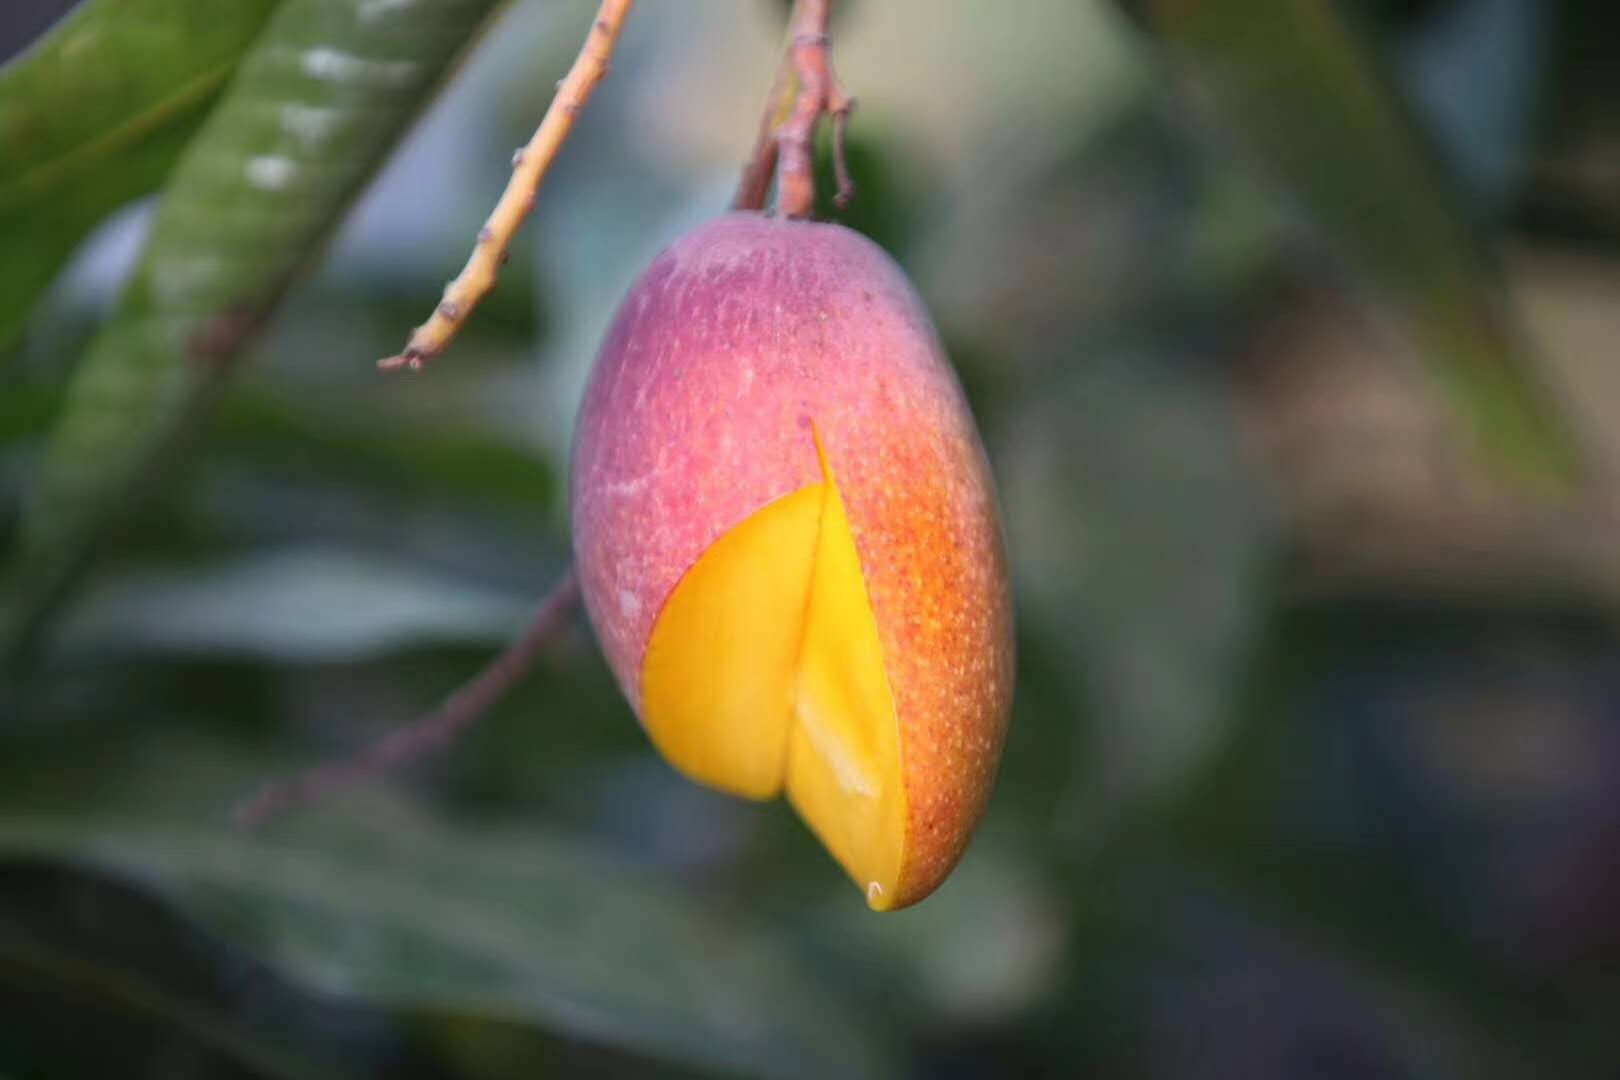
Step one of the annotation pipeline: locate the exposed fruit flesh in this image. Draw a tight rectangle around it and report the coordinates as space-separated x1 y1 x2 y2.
639 430 906 909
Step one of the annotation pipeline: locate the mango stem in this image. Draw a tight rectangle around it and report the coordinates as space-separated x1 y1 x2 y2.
732 0 855 217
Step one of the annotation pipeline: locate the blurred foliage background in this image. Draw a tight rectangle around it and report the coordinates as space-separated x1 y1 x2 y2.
3 0 1620 1076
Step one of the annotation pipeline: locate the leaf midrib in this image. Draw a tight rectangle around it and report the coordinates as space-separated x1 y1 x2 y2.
0 59 237 211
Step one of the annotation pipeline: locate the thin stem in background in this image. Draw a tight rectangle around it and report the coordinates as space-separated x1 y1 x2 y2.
234 572 581 828
380 0 636 371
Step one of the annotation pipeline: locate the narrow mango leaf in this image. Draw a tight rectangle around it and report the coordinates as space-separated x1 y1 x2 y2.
0 0 282 351
57 546 531 661
0 861 359 1079
2 383 557 519
2 0 506 654
1128 0 1582 491
0 814 894 1080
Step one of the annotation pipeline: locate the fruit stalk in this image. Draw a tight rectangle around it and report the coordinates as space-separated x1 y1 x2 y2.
733 0 854 216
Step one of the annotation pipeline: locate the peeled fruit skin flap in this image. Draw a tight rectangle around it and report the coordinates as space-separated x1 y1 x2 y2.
570 212 1014 910
640 430 908 906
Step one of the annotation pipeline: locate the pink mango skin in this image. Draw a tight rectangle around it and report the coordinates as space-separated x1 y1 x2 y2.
570 211 1014 906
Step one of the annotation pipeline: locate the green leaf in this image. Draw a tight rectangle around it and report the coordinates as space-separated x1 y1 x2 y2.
0 860 369 1079
0 0 282 352
1126 604 1620 1077
214 388 558 521
55 547 532 661
0 813 895 1080
1000 345 1274 814
2 382 557 520
1129 0 1582 491
3 0 507 655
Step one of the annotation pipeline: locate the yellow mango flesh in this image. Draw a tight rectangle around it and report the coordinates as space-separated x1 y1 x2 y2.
639 434 906 909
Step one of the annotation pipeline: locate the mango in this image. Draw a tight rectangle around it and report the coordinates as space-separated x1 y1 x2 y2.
570 212 1013 910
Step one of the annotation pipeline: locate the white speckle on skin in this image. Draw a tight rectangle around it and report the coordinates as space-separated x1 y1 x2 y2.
618 589 641 619
597 469 661 499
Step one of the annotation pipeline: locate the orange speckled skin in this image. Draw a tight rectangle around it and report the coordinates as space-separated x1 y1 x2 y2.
570 212 1014 906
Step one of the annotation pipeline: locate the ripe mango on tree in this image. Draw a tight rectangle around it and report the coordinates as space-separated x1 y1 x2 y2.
572 212 1015 910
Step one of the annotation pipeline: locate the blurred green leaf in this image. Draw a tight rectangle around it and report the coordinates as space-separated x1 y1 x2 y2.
0 861 383 1079
1133 602 1620 1078
55 547 530 662
0 812 895 1080
215 389 557 522
3 382 556 521
1523 0 1620 247
0 0 282 352
2 0 507 657
1000 344 1274 819
1129 0 1582 491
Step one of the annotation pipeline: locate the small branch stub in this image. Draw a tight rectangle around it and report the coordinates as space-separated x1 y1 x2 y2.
379 0 636 372
828 88 856 209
